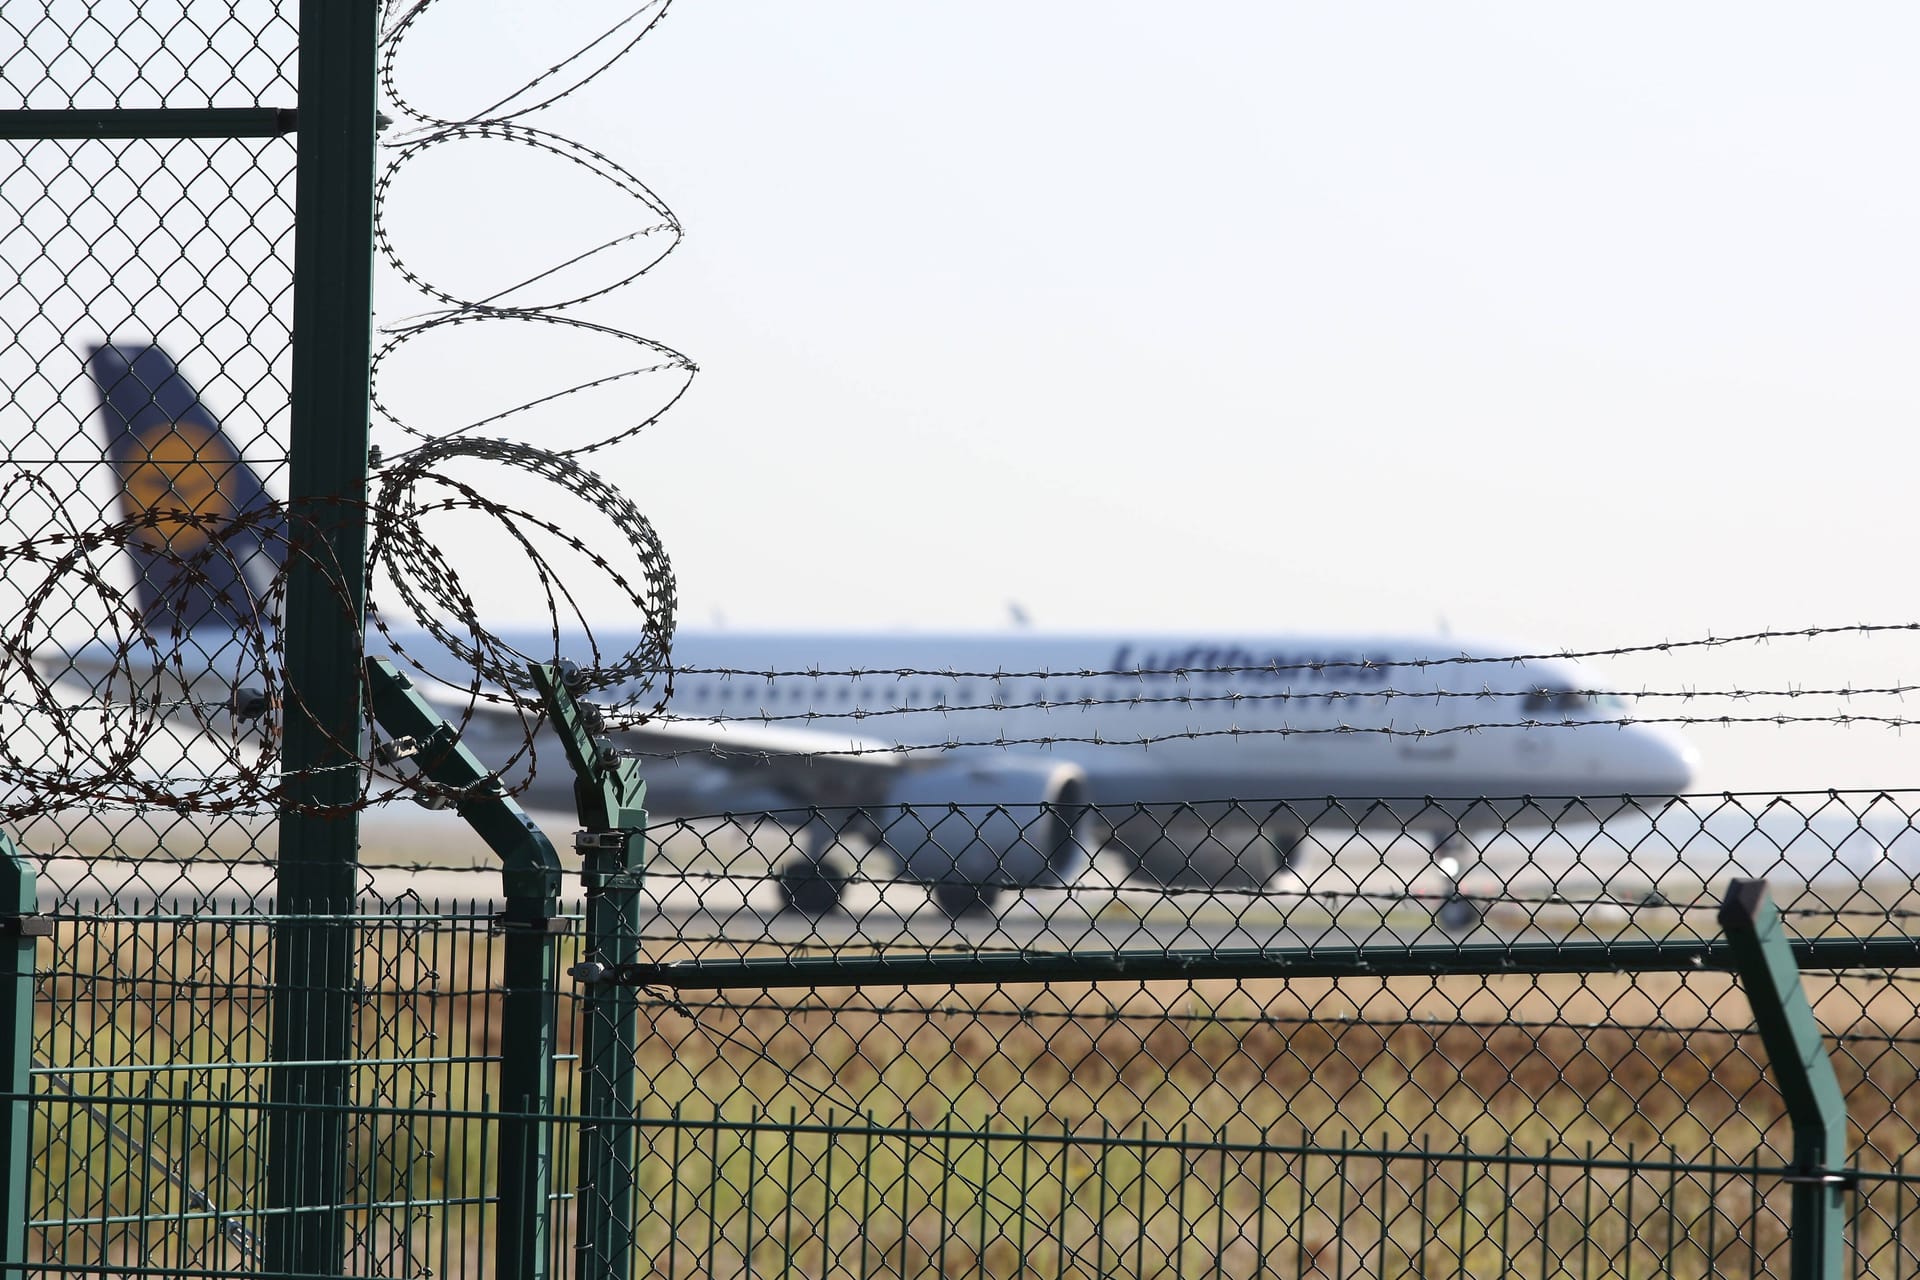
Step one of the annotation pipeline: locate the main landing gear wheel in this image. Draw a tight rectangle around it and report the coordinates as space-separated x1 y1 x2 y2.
1436 893 1480 932
774 856 849 916
1264 823 1305 876
931 880 1003 919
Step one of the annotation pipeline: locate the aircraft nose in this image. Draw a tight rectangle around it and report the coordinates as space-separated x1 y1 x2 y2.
1637 724 1699 795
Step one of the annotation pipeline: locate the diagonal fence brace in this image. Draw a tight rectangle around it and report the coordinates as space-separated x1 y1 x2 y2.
365 659 564 923
365 658 564 1280
1719 877 1849 1280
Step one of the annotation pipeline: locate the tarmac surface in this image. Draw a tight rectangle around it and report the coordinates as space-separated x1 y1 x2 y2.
26 797 1911 950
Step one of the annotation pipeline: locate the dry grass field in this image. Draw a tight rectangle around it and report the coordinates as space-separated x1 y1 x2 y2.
25 904 1920 1280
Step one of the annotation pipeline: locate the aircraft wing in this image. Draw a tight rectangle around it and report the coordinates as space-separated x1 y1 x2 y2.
419 686 911 813
31 640 272 718
31 648 912 810
605 715 909 808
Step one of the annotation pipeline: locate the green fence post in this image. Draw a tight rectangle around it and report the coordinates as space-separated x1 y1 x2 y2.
1718 878 1848 1280
1 833 48 1280
497 904 562 1280
528 663 647 1280
266 0 379 1275
365 660 565 1280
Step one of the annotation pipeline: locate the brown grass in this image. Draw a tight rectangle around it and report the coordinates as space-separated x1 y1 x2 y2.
25 909 1920 1280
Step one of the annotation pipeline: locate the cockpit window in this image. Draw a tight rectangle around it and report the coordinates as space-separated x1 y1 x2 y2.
1523 687 1592 716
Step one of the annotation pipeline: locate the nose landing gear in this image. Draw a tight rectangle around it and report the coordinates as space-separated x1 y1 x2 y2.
774 855 850 916
772 814 852 916
1426 830 1481 933
931 879 1004 919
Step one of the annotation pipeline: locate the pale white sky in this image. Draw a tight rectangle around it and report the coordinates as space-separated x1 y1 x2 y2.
375 3 1918 631
4 4 1917 795
363 3 1920 791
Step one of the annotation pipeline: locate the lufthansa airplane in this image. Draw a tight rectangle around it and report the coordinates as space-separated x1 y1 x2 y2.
42 344 1698 923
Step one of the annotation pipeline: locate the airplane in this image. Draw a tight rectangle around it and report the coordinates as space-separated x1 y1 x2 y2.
38 343 1700 926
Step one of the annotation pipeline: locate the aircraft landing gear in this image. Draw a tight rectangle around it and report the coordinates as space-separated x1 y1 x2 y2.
1115 810 1305 890
1427 830 1481 933
774 855 850 916
1436 891 1479 933
931 878 1003 919
772 814 851 916
1263 822 1305 876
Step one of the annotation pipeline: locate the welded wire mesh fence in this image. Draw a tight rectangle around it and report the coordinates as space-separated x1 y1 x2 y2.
19 792 1920 1279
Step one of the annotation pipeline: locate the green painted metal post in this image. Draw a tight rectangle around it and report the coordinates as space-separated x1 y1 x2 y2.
528 663 648 1280
365 661 565 1280
265 1 380 1275
1 833 47 1280
1718 878 1848 1280
496 920 561 1280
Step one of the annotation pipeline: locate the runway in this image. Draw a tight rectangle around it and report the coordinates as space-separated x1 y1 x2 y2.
24 795 1915 950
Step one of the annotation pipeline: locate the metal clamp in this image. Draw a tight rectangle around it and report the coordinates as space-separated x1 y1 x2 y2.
574 830 644 888
566 962 667 986
581 871 644 892
373 735 421 765
0 916 52 938
491 914 575 936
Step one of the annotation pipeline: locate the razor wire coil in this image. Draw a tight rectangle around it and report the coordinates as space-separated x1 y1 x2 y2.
1 0 687 818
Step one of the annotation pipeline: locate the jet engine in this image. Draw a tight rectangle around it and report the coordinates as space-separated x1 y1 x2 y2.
877 758 1092 916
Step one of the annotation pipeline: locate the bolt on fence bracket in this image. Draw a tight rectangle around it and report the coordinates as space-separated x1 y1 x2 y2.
365 658 563 921
528 661 647 847
1718 877 1849 1280
528 661 646 1280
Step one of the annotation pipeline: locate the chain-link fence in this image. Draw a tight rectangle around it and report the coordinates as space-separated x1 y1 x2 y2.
588 790 1920 1280
1 3 302 1276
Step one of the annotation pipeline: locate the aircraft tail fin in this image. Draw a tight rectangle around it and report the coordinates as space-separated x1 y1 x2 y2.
88 343 285 633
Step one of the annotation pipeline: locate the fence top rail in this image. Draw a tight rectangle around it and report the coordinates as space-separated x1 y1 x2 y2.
602 933 1920 990
0 107 296 138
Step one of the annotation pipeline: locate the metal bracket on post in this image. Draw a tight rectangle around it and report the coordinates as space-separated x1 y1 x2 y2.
364 659 564 923
1 831 41 1280
364 658 563 1280
1718 877 1849 1280
528 661 648 839
527 662 646 1280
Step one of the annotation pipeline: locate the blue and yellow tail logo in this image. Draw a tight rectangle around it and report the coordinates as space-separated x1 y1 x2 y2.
89 344 284 632
119 418 242 543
